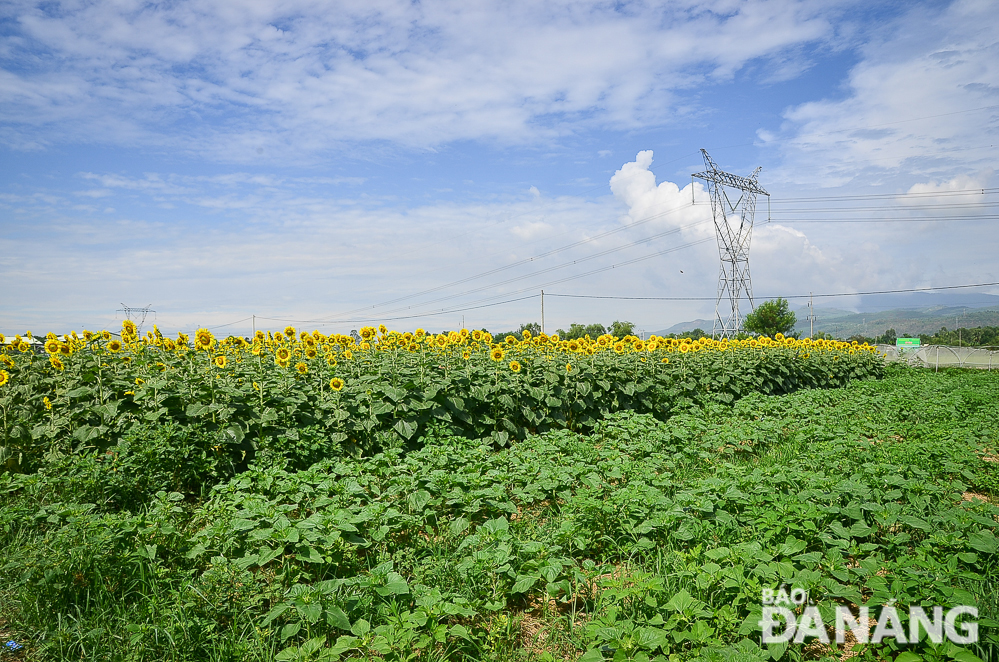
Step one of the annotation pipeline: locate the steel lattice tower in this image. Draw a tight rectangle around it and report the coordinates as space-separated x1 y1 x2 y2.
692 149 769 338
117 303 155 336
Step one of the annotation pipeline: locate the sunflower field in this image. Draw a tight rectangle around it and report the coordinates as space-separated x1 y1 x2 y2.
0 322 883 473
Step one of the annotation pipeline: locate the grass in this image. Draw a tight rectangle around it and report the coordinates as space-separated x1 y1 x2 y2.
0 365 997 661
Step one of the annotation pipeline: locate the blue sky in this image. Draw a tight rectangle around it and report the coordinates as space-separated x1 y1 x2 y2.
1 0 997 336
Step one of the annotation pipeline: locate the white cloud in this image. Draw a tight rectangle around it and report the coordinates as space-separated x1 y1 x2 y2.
767 0 999 187
1 0 845 158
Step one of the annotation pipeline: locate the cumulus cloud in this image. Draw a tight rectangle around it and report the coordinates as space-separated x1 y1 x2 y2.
609 150 712 235
0 0 844 158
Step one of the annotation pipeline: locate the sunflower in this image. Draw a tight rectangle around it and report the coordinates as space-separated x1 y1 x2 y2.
214 355 227 369
44 339 60 354
195 328 215 351
679 344 689 353
509 360 521 373
565 363 573 373
49 356 64 371
471 329 483 342
305 347 318 359
59 343 71 356
0 355 13 369
276 358 290 368
284 326 296 338
135 377 144 386
360 342 371 350
343 350 353 360
408 343 419 352
360 327 375 341
295 362 308 374
462 350 471 360
661 357 670 364
490 347 505 362
633 340 646 352
43 396 52 410
377 324 387 335
613 342 625 354
275 347 292 363
567 340 580 352
17 342 29 353
0 370 9 387
107 339 123 353
329 377 345 391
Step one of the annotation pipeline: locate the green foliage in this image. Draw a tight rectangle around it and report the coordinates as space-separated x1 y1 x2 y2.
744 298 797 338
555 323 608 340
610 320 636 338
0 338 882 474
921 326 999 347
1 368 998 661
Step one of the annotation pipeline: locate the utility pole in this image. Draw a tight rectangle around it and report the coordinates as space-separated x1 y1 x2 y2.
252 315 256 337
541 290 545 335
692 150 769 338
806 292 816 339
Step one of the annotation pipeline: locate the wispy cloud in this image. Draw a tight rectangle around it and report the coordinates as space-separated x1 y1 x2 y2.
1 0 844 159
762 0 999 187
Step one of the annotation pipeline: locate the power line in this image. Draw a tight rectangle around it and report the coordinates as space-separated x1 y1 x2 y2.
770 187 999 203
546 280 999 302
313 201 707 322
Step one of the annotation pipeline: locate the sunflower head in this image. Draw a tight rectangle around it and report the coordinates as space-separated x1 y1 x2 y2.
305 348 318 359
295 362 308 374
521 329 532 341
505 335 517 345
44 339 60 354
490 347 505 362
378 324 388 335
509 360 521 373
565 363 573 373
122 320 137 338
195 328 215 351
0 370 9 387
471 329 483 342
462 350 471 360
43 396 52 410
360 327 375 341
284 326 296 339
59 343 71 356
214 355 227 369
49 356 64 371
275 347 292 362
107 339 123 353
329 377 345 391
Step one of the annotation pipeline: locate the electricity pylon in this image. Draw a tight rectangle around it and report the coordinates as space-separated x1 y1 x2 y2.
117 303 155 336
692 149 769 338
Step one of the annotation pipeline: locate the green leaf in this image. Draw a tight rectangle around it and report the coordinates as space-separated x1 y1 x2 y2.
969 530 998 554
893 653 922 662
325 606 351 631
350 619 370 636
280 622 301 642
578 649 604 662
512 575 538 593
393 418 417 439
407 490 432 512
296 602 322 624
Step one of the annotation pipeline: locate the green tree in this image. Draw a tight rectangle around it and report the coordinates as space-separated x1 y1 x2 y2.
556 323 607 340
610 320 635 338
742 299 797 338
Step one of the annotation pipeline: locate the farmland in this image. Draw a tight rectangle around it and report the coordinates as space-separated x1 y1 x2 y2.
1 326 997 661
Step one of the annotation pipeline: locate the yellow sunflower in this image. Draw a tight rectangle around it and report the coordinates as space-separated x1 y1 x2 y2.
565 363 573 373
490 347 505 361
329 377 345 391
462 351 471 360
378 324 388 335
0 370 9 386
275 347 292 363
509 360 521 372
284 326 296 338
43 396 52 410
44 339 60 354
305 347 318 359
472 329 483 342
59 343 71 356
49 356 64 371
107 339 123 353
195 328 215 351
295 362 308 374
214 355 227 369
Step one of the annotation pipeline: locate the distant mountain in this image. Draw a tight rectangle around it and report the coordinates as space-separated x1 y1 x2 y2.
793 305 999 339
649 305 999 339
